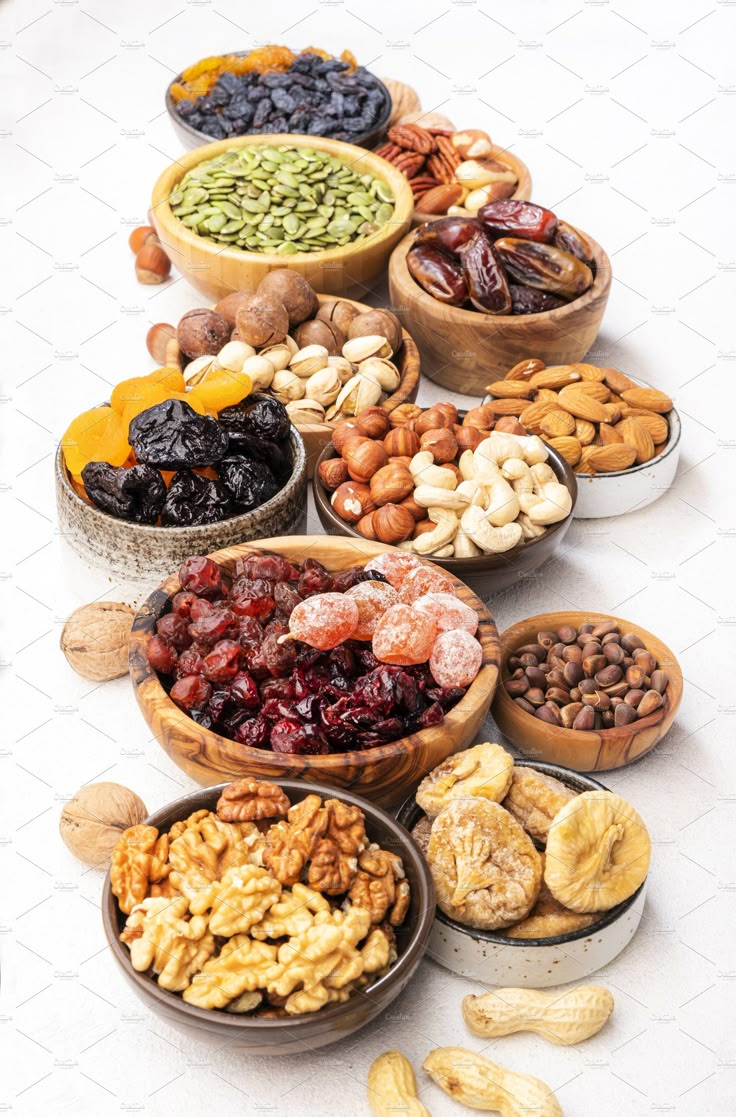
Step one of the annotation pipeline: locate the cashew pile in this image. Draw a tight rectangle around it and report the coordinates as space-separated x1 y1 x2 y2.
403 430 573 559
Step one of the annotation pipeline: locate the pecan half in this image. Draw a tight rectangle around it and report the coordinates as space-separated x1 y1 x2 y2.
388 123 437 155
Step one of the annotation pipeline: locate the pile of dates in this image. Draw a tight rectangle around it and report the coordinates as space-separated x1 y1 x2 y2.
407 200 597 316
78 394 293 527
149 551 469 754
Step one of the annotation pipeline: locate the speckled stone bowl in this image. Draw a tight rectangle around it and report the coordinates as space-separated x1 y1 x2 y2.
55 428 307 581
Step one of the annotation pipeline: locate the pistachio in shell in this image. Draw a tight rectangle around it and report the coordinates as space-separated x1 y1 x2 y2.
348 308 403 354
61 602 135 681
256 271 317 327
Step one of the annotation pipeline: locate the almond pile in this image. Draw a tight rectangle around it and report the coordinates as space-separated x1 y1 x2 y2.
484 361 672 474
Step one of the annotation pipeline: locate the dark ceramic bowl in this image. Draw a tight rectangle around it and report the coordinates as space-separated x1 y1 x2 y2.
102 779 435 1053
55 427 307 582
312 437 577 597
166 55 392 151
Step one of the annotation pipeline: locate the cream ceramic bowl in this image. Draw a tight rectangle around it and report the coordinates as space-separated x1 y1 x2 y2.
397 761 647 988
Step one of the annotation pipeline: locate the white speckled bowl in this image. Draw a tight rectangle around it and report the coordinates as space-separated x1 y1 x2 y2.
397 761 647 988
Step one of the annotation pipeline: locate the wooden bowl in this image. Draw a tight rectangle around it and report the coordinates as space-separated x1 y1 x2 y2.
388 227 612 394
312 438 578 597
151 135 414 302
102 779 434 1051
129 536 501 807
492 611 683 771
410 143 532 226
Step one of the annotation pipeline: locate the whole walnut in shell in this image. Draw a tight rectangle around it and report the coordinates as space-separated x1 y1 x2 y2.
256 271 317 327
60 782 148 866
235 293 289 347
61 601 135 681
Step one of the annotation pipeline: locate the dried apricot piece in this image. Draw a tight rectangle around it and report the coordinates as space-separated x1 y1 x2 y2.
62 406 130 475
188 369 252 412
148 366 185 394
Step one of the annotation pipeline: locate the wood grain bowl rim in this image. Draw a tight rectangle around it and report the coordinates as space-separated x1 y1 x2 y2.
389 224 611 327
493 610 683 743
54 427 307 538
129 536 501 775
311 436 578 574
101 778 435 1029
396 759 647 947
410 142 533 222
151 133 415 269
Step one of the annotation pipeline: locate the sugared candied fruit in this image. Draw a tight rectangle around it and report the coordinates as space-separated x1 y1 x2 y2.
364 552 422 589
372 604 436 666
179 556 225 597
170 675 212 710
288 593 359 651
398 566 456 605
430 629 483 688
412 592 478 635
346 580 400 640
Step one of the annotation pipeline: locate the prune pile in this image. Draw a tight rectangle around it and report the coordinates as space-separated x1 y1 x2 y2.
149 553 466 754
80 394 292 527
174 53 388 142
407 200 598 316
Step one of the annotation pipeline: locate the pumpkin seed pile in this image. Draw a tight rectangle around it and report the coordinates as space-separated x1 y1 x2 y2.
169 144 395 255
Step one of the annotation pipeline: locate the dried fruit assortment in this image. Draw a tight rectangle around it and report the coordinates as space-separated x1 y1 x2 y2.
169 144 394 255
410 743 650 935
375 124 518 214
318 400 572 555
503 619 670 731
112 778 409 1016
485 359 673 473
170 48 389 143
149 550 483 753
152 273 406 430
407 200 596 315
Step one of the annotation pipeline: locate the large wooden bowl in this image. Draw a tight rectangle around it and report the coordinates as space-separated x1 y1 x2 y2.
410 143 532 227
388 227 612 394
130 536 501 807
492 611 683 771
151 135 414 301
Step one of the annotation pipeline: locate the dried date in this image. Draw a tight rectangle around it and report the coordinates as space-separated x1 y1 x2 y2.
414 215 479 255
494 238 594 300
406 243 468 305
478 200 558 243
458 228 512 315
509 285 566 315
553 219 595 267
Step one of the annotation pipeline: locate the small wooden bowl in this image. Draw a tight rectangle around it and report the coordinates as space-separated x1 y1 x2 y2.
388 227 612 394
151 135 414 302
492 611 683 771
130 536 501 808
410 144 532 227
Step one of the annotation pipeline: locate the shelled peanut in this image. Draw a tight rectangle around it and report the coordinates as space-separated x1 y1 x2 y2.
485 360 672 474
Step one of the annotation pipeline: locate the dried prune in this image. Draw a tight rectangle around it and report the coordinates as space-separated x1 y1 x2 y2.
217 393 290 444
407 243 468 305
221 432 292 477
82 462 166 523
458 228 512 315
478 200 558 244
161 470 232 526
509 285 567 315
219 456 280 511
494 238 593 300
129 399 229 470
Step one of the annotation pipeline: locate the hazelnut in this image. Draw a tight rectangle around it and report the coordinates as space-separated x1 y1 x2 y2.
415 406 455 434
347 308 403 354
257 270 317 326
294 317 344 355
413 519 437 539
389 455 413 470
420 427 458 464
146 322 177 365
177 309 231 360
442 463 463 484
455 426 486 452
356 406 391 439
214 290 253 328
433 401 459 425
235 293 289 347
495 416 525 435
400 494 426 522
356 511 378 540
383 427 420 458
332 420 361 454
135 241 171 284
128 225 157 254
369 464 415 507
373 503 415 545
318 457 350 491
463 403 496 430
343 439 388 483
331 481 375 524
316 299 359 336
389 402 423 427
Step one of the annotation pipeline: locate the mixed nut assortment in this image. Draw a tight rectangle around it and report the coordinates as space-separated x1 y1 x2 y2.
169 143 394 255
318 400 571 554
407 200 596 315
411 742 651 933
503 620 670 730
149 550 482 752
112 778 408 1015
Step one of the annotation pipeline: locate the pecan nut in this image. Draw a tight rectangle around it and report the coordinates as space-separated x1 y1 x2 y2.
216 777 291 822
392 151 426 178
388 123 437 155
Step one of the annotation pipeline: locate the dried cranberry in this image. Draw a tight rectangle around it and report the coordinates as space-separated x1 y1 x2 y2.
271 718 329 755
250 629 296 678
171 591 198 619
273 581 302 615
261 697 299 721
234 716 269 748
220 708 253 737
298 559 334 597
190 598 214 622
234 553 299 582
295 694 323 721
238 615 264 646
231 578 275 621
329 646 358 679
148 634 178 675
175 647 206 678
179 556 225 597
373 717 405 739
259 676 296 701
202 639 242 683
170 675 212 710
230 671 260 708
156 613 192 651
419 701 444 727
189 607 239 644
190 709 213 729
208 689 232 722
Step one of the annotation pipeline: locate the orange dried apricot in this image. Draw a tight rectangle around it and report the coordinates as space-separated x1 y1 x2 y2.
187 369 252 412
61 407 130 475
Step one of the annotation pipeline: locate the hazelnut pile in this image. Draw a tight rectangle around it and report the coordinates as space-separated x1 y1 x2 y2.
146 272 405 429
129 225 171 285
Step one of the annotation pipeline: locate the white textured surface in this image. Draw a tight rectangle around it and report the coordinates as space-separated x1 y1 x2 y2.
6 0 735 1113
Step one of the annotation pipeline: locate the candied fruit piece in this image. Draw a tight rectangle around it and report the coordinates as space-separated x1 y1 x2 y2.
188 368 252 412
61 406 130 475
430 629 482 688
412 592 478 635
179 556 225 597
372 604 436 666
346 580 400 640
288 593 358 651
364 552 422 589
398 566 456 605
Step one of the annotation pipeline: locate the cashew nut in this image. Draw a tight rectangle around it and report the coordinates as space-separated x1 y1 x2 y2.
409 452 457 490
414 485 470 510
501 457 531 485
527 482 573 525
530 462 557 490
454 528 482 558
485 478 520 527
432 543 455 558
518 513 546 540
517 491 544 515
521 434 549 464
458 449 477 481
461 505 523 553
413 509 458 555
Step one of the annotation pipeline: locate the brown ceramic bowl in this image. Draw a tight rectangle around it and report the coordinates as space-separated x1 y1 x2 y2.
312 437 577 597
101 779 435 1052
129 536 501 807
492 611 683 771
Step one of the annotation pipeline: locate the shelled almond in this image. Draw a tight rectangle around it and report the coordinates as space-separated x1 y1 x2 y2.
485 362 673 474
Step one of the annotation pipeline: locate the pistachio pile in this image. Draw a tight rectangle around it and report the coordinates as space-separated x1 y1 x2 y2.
169 143 395 255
